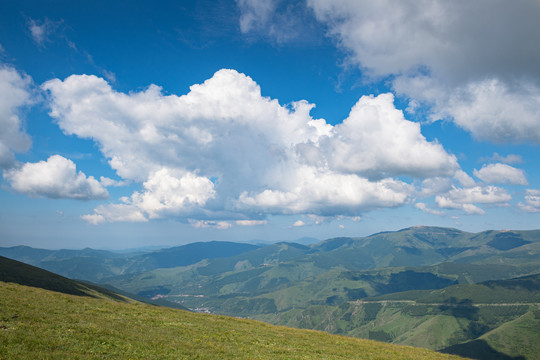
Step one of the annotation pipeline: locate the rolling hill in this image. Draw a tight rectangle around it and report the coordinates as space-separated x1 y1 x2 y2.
273 273 540 359
0 257 464 360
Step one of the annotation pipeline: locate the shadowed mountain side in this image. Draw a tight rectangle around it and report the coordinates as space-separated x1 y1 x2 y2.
0 256 125 301
441 340 526 360
367 273 540 305
123 241 260 273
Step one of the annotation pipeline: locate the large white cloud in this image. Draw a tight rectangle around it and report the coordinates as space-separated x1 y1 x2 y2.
43 69 458 223
0 66 33 169
306 0 540 144
43 70 328 183
4 155 109 200
300 93 458 179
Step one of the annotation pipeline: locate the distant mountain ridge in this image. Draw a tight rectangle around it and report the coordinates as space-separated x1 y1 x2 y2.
0 241 259 282
97 226 540 310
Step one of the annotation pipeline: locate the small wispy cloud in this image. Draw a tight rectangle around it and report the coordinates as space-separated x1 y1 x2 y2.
480 153 523 165
236 220 268 226
189 220 232 230
518 189 540 213
415 202 445 216
27 18 60 47
292 220 306 227
100 176 129 187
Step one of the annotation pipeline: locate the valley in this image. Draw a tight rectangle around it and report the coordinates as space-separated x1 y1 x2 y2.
2 226 540 359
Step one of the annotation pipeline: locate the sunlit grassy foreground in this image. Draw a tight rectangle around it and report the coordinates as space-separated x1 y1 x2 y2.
0 281 465 359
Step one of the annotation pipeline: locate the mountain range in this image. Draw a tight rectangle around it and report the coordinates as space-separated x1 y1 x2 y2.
2 226 539 359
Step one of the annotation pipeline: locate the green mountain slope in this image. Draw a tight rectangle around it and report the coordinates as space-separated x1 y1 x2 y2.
0 255 127 301
291 274 540 359
118 264 539 359
440 309 540 360
101 228 540 319
306 227 540 271
0 269 464 359
475 310 540 359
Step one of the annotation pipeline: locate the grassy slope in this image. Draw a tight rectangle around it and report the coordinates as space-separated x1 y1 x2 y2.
0 281 465 360
479 311 540 359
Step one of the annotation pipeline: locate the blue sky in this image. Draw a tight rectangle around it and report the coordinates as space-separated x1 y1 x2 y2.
1 0 539 249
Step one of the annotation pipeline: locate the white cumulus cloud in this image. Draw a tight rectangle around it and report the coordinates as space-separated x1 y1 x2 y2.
43 69 459 223
237 165 413 216
473 163 528 186
301 93 459 179
4 155 109 200
83 168 215 223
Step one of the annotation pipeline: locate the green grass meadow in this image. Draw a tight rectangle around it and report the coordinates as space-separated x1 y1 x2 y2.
0 281 465 359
